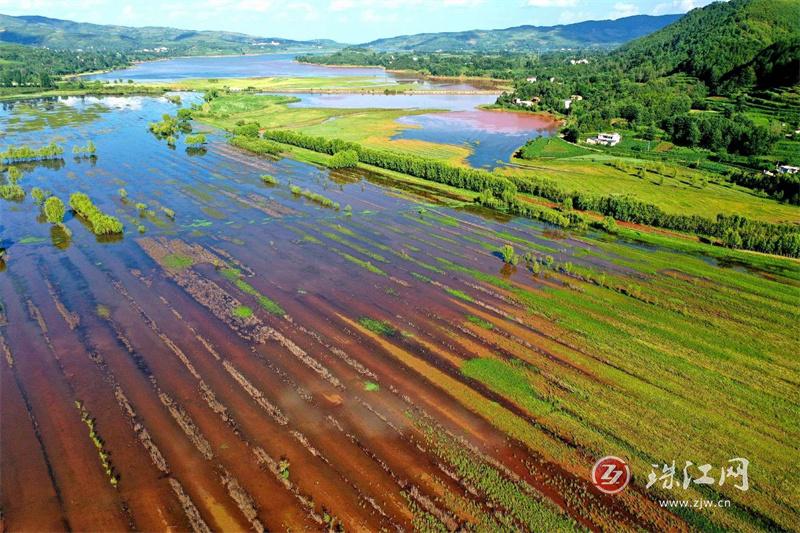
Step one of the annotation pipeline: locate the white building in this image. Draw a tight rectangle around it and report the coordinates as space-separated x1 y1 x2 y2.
570 58 590 65
563 99 572 110
777 164 799 174
526 76 537 83
513 97 540 108
586 133 621 146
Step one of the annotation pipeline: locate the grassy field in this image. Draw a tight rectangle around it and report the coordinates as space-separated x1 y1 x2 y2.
158 76 418 92
504 153 800 224
193 92 800 224
517 137 594 159
193 93 473 164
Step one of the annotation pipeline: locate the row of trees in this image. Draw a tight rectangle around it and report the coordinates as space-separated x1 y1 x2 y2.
258 129 517 199
247 127 800 257
728 169 800 204
69 192 123 235
1 143 64 163
663 113 779 156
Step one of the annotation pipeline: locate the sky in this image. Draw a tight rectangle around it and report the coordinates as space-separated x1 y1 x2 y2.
0 0 718 43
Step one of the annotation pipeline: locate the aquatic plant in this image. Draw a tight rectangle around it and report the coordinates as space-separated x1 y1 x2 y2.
135 202 147 214
118 188 128 199
260 174 278 185
161 207 176 219
43 196 66 224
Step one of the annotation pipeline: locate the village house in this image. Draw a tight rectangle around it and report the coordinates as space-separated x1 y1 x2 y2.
513 97 540 108
777 164 799 174
526 76 537 82
569 58 589 65
586 132 621 146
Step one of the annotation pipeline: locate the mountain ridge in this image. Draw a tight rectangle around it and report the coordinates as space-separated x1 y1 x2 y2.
361 14 683 52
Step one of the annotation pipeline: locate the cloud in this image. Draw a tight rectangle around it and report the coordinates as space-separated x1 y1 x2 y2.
443 0 484 5
527 0 578 7
652 0 710 15
610 1 638 18
329 0 354 10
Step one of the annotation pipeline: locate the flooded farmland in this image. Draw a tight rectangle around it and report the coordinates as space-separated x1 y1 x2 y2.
2 95 799 532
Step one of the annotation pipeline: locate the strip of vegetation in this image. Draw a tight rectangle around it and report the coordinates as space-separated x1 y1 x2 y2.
236 126 799 256
1 143 64 163
68 192 124 235
358 317 396 336
221 268 286 316
290 185 340 210
229 135 283 156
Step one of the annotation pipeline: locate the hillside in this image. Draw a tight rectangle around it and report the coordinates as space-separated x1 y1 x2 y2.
0 14 340 55
615 0 800 90
361 14 682 52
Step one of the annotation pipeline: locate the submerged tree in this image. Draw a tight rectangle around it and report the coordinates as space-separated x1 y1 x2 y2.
44 196 66 224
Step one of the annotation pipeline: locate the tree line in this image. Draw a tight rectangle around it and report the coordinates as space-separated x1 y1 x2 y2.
233 127 800 257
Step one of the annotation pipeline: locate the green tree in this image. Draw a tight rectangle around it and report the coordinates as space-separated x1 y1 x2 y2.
44 196 66 224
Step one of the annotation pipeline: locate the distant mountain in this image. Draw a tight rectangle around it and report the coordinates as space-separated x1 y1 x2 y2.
615 0 800 90
0 14 341 55
360 14 683 52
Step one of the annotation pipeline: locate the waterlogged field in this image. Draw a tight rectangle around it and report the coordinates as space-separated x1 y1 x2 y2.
1 96 799 532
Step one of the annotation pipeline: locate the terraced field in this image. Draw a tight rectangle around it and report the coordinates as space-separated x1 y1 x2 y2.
1 95 799 531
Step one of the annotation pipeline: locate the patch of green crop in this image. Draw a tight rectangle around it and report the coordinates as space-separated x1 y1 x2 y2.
445 287 474 302
466 314 493 329
358 317 396 336
232 305 253 319
162 253 193 270
363 381 380 392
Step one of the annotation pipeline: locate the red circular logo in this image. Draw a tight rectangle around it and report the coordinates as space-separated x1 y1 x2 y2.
591 456 631 494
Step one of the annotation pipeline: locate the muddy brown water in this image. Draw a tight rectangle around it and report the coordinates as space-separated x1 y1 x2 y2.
0 95 706 531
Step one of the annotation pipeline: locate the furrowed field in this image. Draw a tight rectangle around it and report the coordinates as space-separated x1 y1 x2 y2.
1 95 798 531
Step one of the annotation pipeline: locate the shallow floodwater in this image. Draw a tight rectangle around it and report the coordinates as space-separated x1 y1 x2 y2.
288 92 556 168
2 95 797 532
0 94 597 531
395 110 559 168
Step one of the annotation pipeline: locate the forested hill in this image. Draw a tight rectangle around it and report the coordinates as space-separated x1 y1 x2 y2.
615 0 800 91
0 14 340 55
360 14 682 52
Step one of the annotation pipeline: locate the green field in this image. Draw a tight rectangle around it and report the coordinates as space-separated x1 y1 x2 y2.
504 153 800 224
193 93 472 164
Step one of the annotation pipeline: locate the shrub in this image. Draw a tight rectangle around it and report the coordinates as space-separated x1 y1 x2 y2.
327 149 359 169
260 174 278 185
69 192 123 235
44 196 66 224
501 244 518 265
31 187 49 204
0 184 24 200
185 134 207 147
118 188 128 199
